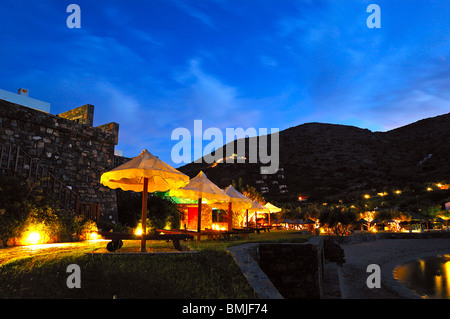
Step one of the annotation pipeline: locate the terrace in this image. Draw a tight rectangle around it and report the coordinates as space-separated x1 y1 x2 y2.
0 230 311 299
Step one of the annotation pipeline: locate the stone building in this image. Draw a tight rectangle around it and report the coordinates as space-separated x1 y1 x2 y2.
0 96 120 224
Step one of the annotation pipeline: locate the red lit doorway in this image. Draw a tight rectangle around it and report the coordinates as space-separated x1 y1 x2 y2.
187 206 198 230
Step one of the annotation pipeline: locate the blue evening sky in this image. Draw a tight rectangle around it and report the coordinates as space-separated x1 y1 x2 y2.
0 0 449 167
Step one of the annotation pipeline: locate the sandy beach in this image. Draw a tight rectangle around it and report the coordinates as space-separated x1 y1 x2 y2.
338 238 450 299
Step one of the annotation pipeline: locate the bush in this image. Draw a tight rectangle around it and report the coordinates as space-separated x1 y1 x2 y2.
0 175 98 246
0 175 34 246
117 190 181 233
319 206 356 236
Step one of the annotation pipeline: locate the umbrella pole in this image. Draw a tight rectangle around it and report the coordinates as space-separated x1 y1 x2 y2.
228 202 232 231
197 197 202 239
246 209 249 229
141 177 149 252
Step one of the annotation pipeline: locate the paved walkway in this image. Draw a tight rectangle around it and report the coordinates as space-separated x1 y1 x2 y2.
338 238 450 299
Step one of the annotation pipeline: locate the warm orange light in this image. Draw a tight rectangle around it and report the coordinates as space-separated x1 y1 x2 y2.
427 187 433 191
89 232 99 240
212 223 226 231
364 194 370 199
26 232 41 245
20 223 49 246
134 228 143 236
395 190 402 194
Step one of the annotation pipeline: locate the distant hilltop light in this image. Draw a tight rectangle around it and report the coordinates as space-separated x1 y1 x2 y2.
0 88 50 113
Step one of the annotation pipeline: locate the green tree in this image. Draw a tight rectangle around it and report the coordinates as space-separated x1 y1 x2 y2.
117 190 181 233
319 206 356 236
423 205 442 220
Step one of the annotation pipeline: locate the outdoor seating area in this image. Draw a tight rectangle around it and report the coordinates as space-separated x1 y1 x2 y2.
98 149 281 252
97 230 194 252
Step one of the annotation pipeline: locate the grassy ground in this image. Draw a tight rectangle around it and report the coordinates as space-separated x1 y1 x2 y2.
0 230 310 299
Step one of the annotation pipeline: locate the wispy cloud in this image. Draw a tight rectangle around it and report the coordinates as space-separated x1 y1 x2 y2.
259 55 278 68
173 58 262 128
170 0 216 29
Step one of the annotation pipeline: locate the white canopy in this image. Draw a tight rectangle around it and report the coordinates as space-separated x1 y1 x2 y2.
223 185 252 210
265 202 281 213
169 171 230 203
100 149 189 193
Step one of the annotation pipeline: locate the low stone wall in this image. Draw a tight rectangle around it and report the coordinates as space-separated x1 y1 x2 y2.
229 237 326 299
327 231 450 245
258 239 324 299
227 243 284 299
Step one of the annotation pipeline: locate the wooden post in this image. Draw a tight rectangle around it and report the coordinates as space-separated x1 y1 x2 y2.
197 197 202 238
141 177 149 252
228 202 232 231
246 209 249 228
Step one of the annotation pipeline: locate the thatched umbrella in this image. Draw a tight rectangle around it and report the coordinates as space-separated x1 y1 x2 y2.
248 200 270 227
223 185 252 230
169 171 230 233
264 202 281 225
100 149 189 251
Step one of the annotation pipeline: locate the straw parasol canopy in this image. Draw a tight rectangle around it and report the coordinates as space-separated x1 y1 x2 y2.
223 185 252 210
249 200 270 212
169 171 230 232
100 149 189 192
246 200 270 226
100 149 189 251
223 185 252 230
264 202 281 213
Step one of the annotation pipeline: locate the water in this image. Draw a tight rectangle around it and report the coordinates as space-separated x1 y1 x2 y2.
394 254 450 299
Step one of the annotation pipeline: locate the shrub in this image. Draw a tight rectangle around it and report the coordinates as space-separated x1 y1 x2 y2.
0 175 33 246
319 206 356 236
117 190 181 233
0 175 98 246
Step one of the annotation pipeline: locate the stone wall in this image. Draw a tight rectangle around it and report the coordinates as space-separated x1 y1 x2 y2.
58 104 94 126
258 240 324 299
0 99 119 225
